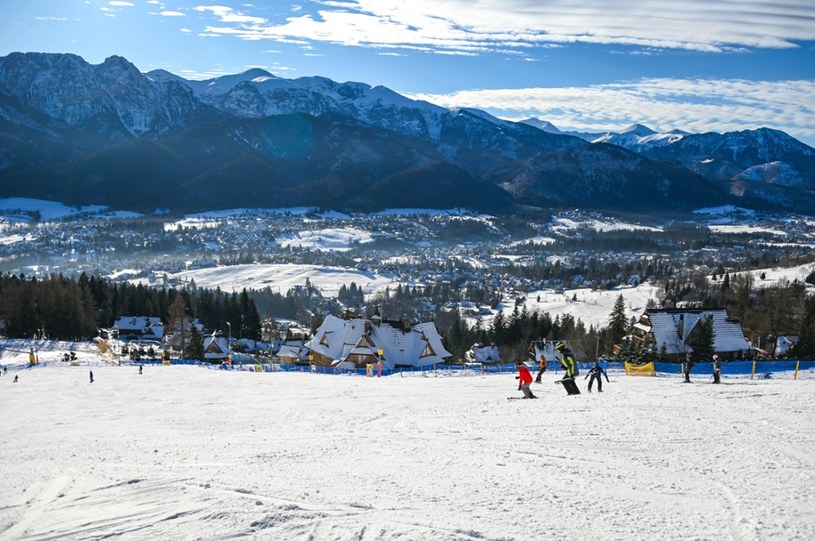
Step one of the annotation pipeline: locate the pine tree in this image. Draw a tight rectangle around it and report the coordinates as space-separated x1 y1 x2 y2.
689 315 716 361
167 294 190 359
607 294 628 352
188 324 205 362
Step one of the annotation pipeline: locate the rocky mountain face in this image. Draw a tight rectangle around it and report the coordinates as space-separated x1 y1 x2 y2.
0 52 810 214
525 119 815 213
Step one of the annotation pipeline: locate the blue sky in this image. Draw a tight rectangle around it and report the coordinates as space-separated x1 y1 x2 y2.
2 0 815 145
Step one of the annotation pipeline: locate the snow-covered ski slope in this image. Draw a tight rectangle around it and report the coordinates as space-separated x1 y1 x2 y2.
1 366 813 540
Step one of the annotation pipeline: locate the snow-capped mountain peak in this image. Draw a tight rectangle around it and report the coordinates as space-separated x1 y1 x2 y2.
620 123 657 136
592 124 684 149
520 118 563 134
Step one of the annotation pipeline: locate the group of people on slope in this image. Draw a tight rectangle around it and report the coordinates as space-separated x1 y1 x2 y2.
683 354 722 383
515 342 609 398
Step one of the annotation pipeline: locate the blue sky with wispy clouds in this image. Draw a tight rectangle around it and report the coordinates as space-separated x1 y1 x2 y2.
2 0 814 145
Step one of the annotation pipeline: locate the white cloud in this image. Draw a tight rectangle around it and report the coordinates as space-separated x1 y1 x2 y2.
194 5 266 24
186 0 815 54
159 11 186 17
108 1 134 6
407 78 815 144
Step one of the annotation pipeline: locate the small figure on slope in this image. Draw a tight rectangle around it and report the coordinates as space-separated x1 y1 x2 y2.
534 353 547 383
13 374 18 383
712 355 721 384
139 364 143 375
89 370 94 384
515 362 537 399
683 355 695 383
585 361 610 392
555 342 580 395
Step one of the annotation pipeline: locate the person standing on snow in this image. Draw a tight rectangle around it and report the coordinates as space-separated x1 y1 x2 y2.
515 362 537 399
534 353 548 383
89 370 94 384
555 342 580 395
684 355 695 383
585 361 610 392
712 355 721 384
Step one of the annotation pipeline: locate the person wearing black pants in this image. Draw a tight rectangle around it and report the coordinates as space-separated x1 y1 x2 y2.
555 342 580 395
585 361 609 392
712 355 721 384
684 357 695 383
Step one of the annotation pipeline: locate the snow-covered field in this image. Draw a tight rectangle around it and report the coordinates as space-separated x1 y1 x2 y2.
159 263 396 298
1 365 813 540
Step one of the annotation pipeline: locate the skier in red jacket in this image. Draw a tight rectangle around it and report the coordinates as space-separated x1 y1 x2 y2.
515 362 537 399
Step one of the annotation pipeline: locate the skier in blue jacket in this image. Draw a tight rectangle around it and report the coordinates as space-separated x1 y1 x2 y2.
585 361 609 392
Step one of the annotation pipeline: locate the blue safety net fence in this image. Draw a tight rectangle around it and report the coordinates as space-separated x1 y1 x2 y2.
13 358 815 379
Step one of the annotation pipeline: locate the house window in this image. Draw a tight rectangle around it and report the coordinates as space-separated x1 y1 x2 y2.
320 334 329 347
420 343 435 358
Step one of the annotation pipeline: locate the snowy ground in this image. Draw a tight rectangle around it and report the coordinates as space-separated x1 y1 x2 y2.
1 366 813 540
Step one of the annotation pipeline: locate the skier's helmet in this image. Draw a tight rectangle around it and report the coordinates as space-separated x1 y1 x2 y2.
555 341 566 351
713 355 719 360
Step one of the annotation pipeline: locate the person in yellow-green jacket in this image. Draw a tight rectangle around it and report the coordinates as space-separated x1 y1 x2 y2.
555 342 580 395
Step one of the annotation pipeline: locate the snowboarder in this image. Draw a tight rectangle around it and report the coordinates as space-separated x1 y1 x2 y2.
13 374 18 383
89 370 94 383
515 361 537 399
683 356 695 383
555 342 580 395
585 361 610 392
712 355 721 384
534 353 547 383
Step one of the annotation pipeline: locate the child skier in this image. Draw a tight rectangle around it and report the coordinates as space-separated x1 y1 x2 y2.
585 361 609 392
515 362 537 399
534 353 547 383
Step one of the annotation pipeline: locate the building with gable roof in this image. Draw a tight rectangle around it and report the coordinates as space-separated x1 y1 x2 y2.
305 314 451 370
112 316 164 341
466 344 501 364
276 339 308 365
203 334 230 362
632 308 751 361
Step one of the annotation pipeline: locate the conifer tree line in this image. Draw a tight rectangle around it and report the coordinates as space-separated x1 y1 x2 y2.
2 269 814 359
0 273 261 341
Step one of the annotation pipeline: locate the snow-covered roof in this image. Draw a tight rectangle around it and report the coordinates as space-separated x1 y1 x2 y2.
305 315 450 369
113 316 162 332
775 336 799 357
204 336 229 359
277 340 306 361
470 345 501 364
644 309 750 356
306 315 372 363
371 321 451 369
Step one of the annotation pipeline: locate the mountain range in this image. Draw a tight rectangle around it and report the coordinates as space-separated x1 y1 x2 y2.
0 52 813 215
